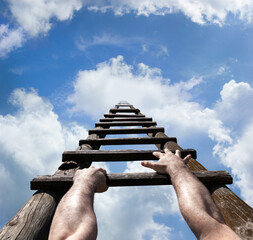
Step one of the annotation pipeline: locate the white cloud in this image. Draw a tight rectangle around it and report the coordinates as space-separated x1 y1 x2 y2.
0 24 25 58
7 0 83 36
217 65 227 75
2 0 253 56
76 33 140 51
218 122 253 206
215 80 253 131
0 88 88 225
68 56 253 208
94 162 179 240
88 0 253 25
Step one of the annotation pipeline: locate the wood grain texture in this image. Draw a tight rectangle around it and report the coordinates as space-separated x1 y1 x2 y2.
100 117 152 122
31 171 233 190
79 137 177 146
151 131 253 239
62 149 197 162
95 121 157 127
0 128 103 240
89 127 164 136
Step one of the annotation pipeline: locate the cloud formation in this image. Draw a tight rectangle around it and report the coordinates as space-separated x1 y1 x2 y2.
68 56 253 206
89 0 253 25
0 88 87 225
94 161 179 240
0 24 24 57
2 0 253 57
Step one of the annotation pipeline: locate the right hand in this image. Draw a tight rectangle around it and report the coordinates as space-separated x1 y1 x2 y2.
141 149 191 174
74 166 109 193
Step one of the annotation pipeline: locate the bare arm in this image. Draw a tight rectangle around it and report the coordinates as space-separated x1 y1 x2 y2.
141 149 242 240
49 166 108 240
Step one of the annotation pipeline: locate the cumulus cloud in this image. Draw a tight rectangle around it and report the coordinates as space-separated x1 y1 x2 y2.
7 0 83 36
68 55 229 143
68 56 253 207
0 88 87 225
0 24 25 58
94 162 179 240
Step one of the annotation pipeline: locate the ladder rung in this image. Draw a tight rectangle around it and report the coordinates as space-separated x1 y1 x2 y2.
89 127 164 135
100 117 152 122
62 149 197 162
30 171 233 190
110 109 140 113
104 113 145 118
79 137 177 146
95 121 156 127
115 104 132 107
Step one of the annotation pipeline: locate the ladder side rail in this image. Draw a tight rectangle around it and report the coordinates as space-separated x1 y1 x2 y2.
150 130 253 239
0 127 104 240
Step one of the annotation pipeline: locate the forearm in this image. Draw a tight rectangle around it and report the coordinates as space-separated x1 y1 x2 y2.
167 163 225 235
49 182 97 240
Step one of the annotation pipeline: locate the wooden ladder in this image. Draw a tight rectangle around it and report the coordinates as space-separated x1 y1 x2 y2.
1 103 252 240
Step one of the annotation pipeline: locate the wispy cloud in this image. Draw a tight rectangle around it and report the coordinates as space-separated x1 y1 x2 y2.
0 24 25 58
75 33 131 51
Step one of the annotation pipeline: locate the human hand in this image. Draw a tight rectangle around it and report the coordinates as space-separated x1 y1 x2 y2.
141 149 191 174
74 166 109 193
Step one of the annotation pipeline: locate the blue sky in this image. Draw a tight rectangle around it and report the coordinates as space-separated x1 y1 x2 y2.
1 1 253 239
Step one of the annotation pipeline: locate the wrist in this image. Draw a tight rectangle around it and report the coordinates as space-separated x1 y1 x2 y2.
165 161 187 176
72 177 97 194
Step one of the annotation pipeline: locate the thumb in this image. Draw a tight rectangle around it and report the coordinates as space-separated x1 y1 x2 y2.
183 154 191 165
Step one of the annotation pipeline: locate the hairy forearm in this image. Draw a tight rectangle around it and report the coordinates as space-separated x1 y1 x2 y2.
167 163 225 236
49 182 97 240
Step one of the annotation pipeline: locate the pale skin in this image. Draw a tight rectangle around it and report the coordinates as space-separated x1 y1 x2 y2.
49 150 242 240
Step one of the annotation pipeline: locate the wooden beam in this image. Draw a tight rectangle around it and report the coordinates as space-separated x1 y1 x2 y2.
62 149 197 162
151 131 253 239
104 113 145 118
89 127 164 135
0 128 103 240
95 121 157 127
31 171 233 190
79 137 177 146
100 117 152 122
110 108 140 113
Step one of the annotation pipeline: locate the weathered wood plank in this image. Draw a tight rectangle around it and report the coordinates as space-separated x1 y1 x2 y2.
100 117 152 122
0 191 61 240
89 127 164 135
151 131 253 239
110 108 140 113
79 137 177 146
31 171 233 190
95 121 157 127
0 128 103 240
62 149 197 162
104 113 145 118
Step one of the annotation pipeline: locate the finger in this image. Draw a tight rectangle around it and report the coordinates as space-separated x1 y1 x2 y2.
141 161 156 170
153 151 163 159
175 149 181 158
183 154 191 165
97 168 107 175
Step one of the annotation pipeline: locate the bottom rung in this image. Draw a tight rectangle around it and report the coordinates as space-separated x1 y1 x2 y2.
31 171 232 190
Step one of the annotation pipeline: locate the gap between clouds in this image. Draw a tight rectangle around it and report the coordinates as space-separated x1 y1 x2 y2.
68 55 253 207
1 0 253 57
